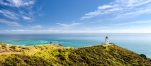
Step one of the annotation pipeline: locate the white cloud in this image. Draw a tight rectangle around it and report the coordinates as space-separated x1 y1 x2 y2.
10 29 25 32
98 5 113 9
56 22 80 27
115 7 151 19
98 26 109 28
31 25 42 28
0 0 38 22
115 20 151 25
19 10 34 21
0 10 18 19
126 0 151 7
2 28 151 33
22 16 31 20
81 0 151 19
81 10 101 19
0 0 35 7
0 9 35 21
0 19 21 26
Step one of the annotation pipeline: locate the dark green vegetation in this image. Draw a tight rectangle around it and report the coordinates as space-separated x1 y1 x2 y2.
0 42 151 66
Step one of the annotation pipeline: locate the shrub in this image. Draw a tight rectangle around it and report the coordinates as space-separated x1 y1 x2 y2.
140 54 147 59
10 45 17 49
58 44 62 46
0 42 6 48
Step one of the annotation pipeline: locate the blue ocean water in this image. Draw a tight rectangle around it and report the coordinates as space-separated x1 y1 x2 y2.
0 33 151 58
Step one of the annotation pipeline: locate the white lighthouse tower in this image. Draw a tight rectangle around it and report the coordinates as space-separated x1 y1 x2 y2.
105 36 109 44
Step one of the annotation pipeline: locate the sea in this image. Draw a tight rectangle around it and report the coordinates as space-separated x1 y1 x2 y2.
0 33 151 58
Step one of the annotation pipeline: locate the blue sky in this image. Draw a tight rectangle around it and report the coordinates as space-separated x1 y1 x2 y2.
0 0 151 33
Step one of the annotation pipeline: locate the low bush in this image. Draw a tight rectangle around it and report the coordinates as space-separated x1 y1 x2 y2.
140 54 147 59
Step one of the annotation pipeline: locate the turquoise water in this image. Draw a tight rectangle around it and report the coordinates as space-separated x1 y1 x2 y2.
0 33 151 58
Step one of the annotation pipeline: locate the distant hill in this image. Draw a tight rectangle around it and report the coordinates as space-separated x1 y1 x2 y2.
0 42 151 66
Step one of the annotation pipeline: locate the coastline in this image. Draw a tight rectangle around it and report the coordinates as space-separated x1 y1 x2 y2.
0 42 63 54
0 33 150 58
0 42 151 65
0 42 150 58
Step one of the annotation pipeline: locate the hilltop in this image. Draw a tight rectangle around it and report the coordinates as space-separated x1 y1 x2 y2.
0 42 151 66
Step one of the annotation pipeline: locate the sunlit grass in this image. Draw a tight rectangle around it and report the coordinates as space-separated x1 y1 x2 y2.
0 42 151 66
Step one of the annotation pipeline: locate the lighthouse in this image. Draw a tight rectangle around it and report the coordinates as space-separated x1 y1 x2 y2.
105 36 109 44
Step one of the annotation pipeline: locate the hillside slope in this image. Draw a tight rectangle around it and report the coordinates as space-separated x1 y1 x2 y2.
0 42 151 66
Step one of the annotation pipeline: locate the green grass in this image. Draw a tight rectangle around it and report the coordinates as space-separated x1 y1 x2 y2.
0 42 151 66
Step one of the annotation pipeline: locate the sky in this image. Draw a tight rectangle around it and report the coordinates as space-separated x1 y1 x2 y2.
0 0 151 33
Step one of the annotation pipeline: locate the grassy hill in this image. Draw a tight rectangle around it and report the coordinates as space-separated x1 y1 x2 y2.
0 42 151 66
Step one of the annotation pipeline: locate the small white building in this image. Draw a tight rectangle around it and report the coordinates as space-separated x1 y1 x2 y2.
105 36 109 44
